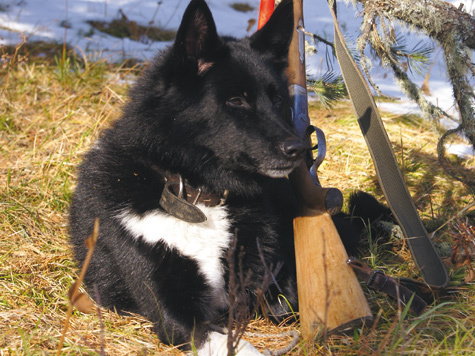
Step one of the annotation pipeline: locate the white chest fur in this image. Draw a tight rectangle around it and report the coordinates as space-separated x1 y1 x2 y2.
117 204 232 306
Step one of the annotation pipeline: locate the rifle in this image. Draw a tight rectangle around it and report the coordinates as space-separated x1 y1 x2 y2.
258 0 372 338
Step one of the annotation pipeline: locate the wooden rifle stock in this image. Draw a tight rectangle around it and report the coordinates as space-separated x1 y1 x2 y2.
289 164 373 337
284 0 373 338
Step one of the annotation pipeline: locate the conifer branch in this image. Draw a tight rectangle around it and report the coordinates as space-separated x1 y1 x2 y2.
351 0 475 185
356 0 475 50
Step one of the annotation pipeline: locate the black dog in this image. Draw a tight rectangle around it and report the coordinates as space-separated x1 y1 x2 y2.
69 0 371 354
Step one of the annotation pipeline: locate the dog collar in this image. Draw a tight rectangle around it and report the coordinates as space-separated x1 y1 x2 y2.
159 173 229 223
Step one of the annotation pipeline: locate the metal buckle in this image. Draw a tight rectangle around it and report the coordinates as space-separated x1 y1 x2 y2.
367 270 388 291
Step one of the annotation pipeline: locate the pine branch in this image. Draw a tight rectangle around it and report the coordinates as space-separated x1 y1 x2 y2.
357 0 475 50
443 39 475 146
308 72 347 108
355 0 475 159
390 38 434 77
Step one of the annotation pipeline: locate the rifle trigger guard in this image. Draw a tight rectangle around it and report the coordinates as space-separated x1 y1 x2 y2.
305 125 327 186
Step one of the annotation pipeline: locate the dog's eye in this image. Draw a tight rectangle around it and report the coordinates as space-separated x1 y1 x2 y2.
226 97 246 108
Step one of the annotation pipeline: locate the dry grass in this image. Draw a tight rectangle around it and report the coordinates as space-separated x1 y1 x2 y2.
1 44 474 355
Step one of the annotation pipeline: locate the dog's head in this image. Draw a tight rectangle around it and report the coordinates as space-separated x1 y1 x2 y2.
128 0 305 191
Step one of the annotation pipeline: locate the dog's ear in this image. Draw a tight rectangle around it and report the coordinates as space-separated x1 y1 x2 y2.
173 0 220 75
249 0 294 67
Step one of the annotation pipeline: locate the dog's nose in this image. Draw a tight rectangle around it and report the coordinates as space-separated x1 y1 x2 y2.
280 137 307 161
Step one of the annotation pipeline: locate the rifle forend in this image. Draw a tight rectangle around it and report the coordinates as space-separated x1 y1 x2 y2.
287 1 342 215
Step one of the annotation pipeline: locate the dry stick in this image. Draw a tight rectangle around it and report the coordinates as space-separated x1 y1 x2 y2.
62 0 68 76
358 17 390 99
225 232 297 356
375 316 400 356
358 309 383 355
431 200 475 237
226 231 239 356
93 283 106 356
143 1 162 40
56 218 99 356
421 48 442 95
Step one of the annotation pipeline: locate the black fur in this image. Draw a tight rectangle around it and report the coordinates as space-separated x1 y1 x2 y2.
70 0 301 350
349 191 394 224
69 0 381 352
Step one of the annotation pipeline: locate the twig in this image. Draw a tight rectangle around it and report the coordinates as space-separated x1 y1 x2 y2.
226 230 291 355
302 29 334 50
431 200 475 236
93 283 106 356
56 218 99 356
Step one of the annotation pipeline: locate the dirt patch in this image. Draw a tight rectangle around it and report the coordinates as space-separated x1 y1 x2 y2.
88 17 176 43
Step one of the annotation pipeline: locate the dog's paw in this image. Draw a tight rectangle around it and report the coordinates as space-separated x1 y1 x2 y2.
196 331 263 356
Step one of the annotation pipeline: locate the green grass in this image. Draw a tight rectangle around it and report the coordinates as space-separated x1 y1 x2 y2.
0 42 474 355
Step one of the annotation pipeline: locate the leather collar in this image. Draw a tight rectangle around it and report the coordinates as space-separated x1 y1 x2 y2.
158 172 229 223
